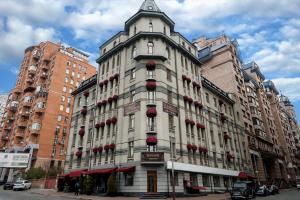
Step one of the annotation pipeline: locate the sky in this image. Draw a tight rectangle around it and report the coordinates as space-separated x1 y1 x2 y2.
0 0 300 122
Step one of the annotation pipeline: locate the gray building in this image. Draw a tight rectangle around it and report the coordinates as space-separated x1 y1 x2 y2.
64 0 249 196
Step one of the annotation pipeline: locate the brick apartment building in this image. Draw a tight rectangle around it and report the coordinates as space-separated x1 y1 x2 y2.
195 35 300 186
0 41 96 182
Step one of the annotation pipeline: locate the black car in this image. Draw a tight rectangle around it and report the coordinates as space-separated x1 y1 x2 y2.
3 182 14 190
231 181 256 199
268 184 279 195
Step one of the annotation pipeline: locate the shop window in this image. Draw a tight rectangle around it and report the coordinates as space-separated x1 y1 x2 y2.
202 174 210 187
213 176 220 187
124 173 134 186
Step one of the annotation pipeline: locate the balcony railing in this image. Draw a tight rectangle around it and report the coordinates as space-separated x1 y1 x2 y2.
146 125 156 133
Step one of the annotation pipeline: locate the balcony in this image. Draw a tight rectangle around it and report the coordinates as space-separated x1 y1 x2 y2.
146 125 157 133
8 103 18 112
40 72 48 79
24 84 36 93
41 65 49 70
35 106 45 114
1 135 9 141
141 152 164 165
4 126 12 130
23 101 33 107
28 65 37 75
30 128 40 135
20 110 30 117
26 77 34 84
254 124 262 131
17 120 27 128
15 132 25 138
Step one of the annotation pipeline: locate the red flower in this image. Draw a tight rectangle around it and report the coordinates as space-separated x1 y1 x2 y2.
98 146 103 153
188 97 193 103
186 77 191 82
81 106 87 115
111 116 117 124
102 100 107 105
83 91 89 97
106 119 112 125
192 144 198 151
78 128 85 136
146 61 156 71
100 122 105 127
146 107 157 117
104 144 110 151
185 119 191 124
108 97 113 103
114 73 119 79
146 81 157 90
146 136 157 145
95 123 101 129
187 144 193 150
182 75 187 80
97 101 102 107
93 147 98 154
112 95 119 101
196 123 205 129
99 82 104 87
183 96 189 101
104 80 109 85
109 76 114 81
76 151 82 157
190 120 195 126
109 143 116 150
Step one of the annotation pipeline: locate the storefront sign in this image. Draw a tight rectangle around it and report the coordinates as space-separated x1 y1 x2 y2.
163 102 178 116
124 101 140 116
141 152 164 163
0 153 30 168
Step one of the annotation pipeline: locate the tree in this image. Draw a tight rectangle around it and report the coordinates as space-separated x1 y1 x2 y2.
107 172 117 196
25 167 46 180
83 175 94 195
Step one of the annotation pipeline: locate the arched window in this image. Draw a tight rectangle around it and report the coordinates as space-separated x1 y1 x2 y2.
132 46 137 58
149 22 153 32
166 47 170 59
148 42 154 54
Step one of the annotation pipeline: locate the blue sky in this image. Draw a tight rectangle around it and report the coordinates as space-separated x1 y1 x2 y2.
0 0 300 122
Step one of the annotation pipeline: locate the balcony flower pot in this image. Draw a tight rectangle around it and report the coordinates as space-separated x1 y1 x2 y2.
187 144 193 151
104 144 110 151
108 97 113 103
76 151 82 158
83 91 89 97
146 61 156 71
146 136 157 145
106 119 112 125
98 146 103 153
114 73 119 79
99 82 104 87
146 107 157 117
95 123 101 129
111 117 117 124
81 107 87 115
93 147 98 154
78 128 85 137
146 81 157 90
104 80 109 85
196 123 205 129
192 144 198 151
112 95 119 101
97 101 102 107
100 122 105 127
109 143 116 151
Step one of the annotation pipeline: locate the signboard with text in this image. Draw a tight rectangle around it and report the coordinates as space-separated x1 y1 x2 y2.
124 101 141 116
0 153 30 168
163 102 178 116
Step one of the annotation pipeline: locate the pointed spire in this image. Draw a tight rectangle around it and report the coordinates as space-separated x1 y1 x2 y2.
139 0 161 12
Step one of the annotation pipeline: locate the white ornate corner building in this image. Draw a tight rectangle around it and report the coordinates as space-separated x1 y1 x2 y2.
64 0 251 196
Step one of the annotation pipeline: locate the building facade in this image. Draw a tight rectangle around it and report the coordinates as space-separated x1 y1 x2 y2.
64 0 249 196
0 41 96 182
0 94 8 120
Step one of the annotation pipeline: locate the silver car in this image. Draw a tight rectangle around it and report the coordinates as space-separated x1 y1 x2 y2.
13 180 32 191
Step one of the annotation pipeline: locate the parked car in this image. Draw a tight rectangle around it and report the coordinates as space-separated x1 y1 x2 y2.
268 184 279 194
296 177 300 189
13 180 31 191
3 182 14 190
0 181 6 186
255 185 270 196
230 181 256 199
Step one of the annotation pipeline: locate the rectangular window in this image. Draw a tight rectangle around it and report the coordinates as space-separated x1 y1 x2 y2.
57 115 62 122
167 90 172 103
66 107 70 113
60 105 64 111
63 87 67 92
124 173 134 186
130 68 136 79
205 93 210 103
128 141 134 158
130 90 135 103
129 114 135 129
202 174 210 187
66 69 69 74
167 68 172 81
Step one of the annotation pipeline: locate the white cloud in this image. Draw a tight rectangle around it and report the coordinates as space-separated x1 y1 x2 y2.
272 77 300 101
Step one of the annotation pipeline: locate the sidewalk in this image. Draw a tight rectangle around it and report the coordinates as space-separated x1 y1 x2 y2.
30 189 230 200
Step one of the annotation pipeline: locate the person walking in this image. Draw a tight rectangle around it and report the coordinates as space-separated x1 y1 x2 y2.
74 181 80 196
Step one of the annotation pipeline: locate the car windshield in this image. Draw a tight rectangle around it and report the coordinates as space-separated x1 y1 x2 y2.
15 181 23 184
233 182 246 188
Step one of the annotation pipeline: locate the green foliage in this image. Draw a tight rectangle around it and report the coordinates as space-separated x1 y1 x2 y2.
83 175 94 195
48 167 62 178
25 167 46 180
107 172 117 195
79 176 84 194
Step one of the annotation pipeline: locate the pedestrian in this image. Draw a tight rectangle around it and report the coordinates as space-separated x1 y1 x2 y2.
74 181 80 196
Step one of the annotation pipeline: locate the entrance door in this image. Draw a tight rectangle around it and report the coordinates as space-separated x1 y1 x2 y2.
147 170 157 193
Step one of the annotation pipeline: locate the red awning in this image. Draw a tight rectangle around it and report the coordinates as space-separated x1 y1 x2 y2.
238 171 248 179
117 166 136 173
62 173 70 177
84 168 116 175
69 169 87 177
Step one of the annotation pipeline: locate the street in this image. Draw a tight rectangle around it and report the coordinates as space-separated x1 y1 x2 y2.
0 188 299 200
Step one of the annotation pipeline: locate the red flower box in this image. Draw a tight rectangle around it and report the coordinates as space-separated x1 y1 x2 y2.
220 113 226 122
106 119 112 125
109 76 114 81
224 132 231 140
186 77 191 82
196 123 205 129
100 122 105 127
108 97 113 103
95 123 101 129
202 147 208 153
93 147 98 154
146 81 157 90
112 95 119 101
183 96 189 101
102 100 107 105
81 106 87 115
182 75 187 80
83 91 89 97
185 119 191 124
146 61 156 71
146 107 157 117
76 151 82 157
111 116 117 124
188 97 193 103
192 144 198 151
97 101 102 107
109 143 116 150
78 128 85 136
146 136 157 145
104 144 110 151
190 120 195 126
192 81 197 87
98 146 103 153
187 144 193 150
114 73 119 79
99 82 104 87
104 80 109 85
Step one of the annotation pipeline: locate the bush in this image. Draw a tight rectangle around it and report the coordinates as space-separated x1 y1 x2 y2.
83 175 94 195
26 167 46 180
107 172 117 195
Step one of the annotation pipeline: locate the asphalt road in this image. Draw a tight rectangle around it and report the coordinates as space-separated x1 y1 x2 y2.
0 188 70 200
255 189 300 200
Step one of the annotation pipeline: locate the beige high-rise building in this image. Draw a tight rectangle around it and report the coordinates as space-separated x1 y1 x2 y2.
63 0 249 196
0 41 96 182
